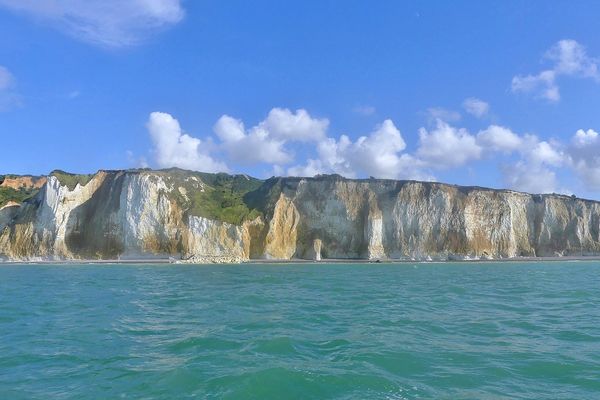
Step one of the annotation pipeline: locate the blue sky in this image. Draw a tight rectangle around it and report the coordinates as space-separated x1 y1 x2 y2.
1 1 600 198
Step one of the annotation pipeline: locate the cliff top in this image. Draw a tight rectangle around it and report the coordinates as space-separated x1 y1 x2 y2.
0 169 594 212
0 174 46 208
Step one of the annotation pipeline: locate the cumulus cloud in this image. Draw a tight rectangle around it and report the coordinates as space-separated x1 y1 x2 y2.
527 138 564 167
462 97 489 118
287 158 328 178
0 0 185 47
412 118 567 193
417 120 482 168
568 129 600 189
257 108 328 142
288 120 433 180
214 108 327 166
502 162 559 194
476 125 522 153
572 128 599 147
142 108 599 195
300 135 355 177
571 161 600 191
214 115 291 165
147 112 228 173
499 133 565 193
341 119 409 178
511 40 599 102
0 65 20 111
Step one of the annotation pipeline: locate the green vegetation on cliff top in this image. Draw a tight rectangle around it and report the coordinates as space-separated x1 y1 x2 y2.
160 169 264 225
1 169 269 224
0 186 38 208
50 170 94 190
0 175 40 208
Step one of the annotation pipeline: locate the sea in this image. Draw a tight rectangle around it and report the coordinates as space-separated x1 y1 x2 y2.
1 261 599 399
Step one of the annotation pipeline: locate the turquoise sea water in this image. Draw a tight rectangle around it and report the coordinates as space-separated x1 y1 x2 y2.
1 262 599 399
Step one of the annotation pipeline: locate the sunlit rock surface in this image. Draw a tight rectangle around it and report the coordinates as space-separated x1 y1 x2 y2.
1 169 600 262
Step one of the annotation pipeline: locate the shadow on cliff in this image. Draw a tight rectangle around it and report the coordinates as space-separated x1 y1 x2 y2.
64 173 126 259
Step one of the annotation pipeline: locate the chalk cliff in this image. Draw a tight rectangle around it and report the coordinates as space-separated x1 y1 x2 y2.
1 169 600 262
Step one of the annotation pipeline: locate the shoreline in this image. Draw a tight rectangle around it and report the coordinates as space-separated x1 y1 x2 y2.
2 255 600 265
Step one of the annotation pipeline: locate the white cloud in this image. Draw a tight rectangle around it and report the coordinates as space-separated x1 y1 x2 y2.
500 133 565 193
214 115 291 165
462 97 489 118
547 39 599 78
476 125 522 153
0 0 185 47
571 160 600 191
568 129 600 190
147 112 228 173
511 40 599 102
213 114 245 143
416 122 559 191
258 108 329 142
486 124 600 194
288 119 433 180
344 119 408 178
425 107 461 122
292 135 353 177
571 161 600 191
287 158 327 177
417 119 482 168
0 65 20 111
478 126 565 169
214 108 327 166
511 70 559 102
502 162 559 194
527 139 564 167
572 128 598 147
142 108 600 195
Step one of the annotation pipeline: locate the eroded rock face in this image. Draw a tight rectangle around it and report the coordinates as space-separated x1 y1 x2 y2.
1 170 600 262
264 193 300 259
0 175 46 190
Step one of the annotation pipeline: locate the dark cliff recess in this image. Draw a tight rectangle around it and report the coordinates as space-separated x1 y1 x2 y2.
64 173 126 258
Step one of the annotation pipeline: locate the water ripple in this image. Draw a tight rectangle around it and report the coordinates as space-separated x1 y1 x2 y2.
1 261 600 399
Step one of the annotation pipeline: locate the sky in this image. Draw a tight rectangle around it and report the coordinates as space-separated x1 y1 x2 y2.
1 1 600 198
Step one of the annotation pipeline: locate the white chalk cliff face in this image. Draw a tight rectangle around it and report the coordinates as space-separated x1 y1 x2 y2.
1 170 600 261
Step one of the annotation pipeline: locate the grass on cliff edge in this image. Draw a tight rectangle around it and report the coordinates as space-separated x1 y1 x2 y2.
0 175 40 208
0 186 37 208
50 170 94 190
163 170 264 225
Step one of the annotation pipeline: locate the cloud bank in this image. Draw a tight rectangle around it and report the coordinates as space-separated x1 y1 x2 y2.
147 112 227 173
134 40 600 195
142 105 600 195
